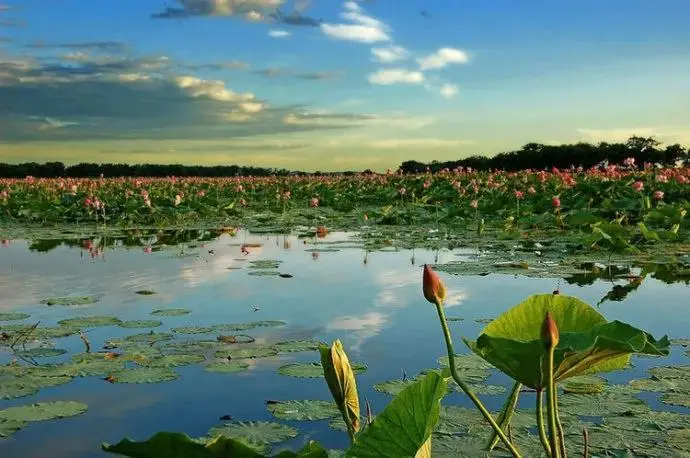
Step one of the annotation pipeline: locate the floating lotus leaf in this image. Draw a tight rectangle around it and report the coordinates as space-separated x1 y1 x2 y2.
109 367 178 384
0 312 30 321
248 270 281 276
0 418 26 438
150 309 191 317
216 335 255 344
139 354 205 368
465 384 507 395
603 410 690 432
135 290 156 295
204 361 249 373
118 320 163 329
16 347 67 358
670 338 690 347
214 346 278 360
434 406 486 436
437 353 494 371
212 323 256 332
33 326 80 339
68 354 126 377
562 375 607 394
464 294 670 390
248 260 282 269
647 365 690 379
123 332 174 344
207 421 298 447
374 379 420 396
274 340 324 353
246 320 286 328
431 434 506 458
159 340 218 355
277 362 367 378
266 400 340 421
558 390 649 416
329 417 348 432
40 296 98 306
0 374 73 399
630 377 690 393
661 393 690 408
565 425 678 458
474 318 494 324
58 316 122 328
0 401 88 422
666 428 690 452
172 326 215 335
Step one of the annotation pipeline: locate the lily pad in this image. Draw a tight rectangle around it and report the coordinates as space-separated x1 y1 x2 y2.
207 421 298 448
248 260 282 269
171 326 215 335
648 365 690 379
33 326 80 339
0 374 73 399
123 332 174 344
630 377 690 393
204 362 249 373
277 362 367 378
0 313 30 321
68 354 126 377
135 290 156 295
246 320 286 328
214 346 278 360
57 316 122 328
0 401 88 422
266 400 340 421
40 296 99 306
109 367 179 384
603 410 690 432
159 340 218 355
248 270 282 276
118 320 162 329
0 418 26 438
273 340 324 353
558 390 650 416
139 354 205 368
666 428 690 451
16 348 67 358
465 384 507 395
670 338 690 347
374 379 419 396
151 308 191 317
562 375 607 394
661 393 690 408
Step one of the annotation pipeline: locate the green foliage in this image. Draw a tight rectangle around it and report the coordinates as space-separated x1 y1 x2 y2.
0 401 88 422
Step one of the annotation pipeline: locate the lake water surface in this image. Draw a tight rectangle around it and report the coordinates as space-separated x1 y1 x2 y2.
1 230 689 457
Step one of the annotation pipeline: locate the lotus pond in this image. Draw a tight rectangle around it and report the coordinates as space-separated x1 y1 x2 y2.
1 227 689 457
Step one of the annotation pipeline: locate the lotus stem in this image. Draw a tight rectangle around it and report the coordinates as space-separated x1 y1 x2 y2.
488 381 522 451
434 300 522 458
555 389 567 457
582 427 589 458
536 389 552 456
546 347 561 457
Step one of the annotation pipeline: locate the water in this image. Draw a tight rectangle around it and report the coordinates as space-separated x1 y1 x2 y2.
1 230 688 457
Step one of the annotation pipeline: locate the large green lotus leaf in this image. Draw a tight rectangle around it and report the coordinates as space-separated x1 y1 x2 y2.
464 294 670 389
160 340 218 355
103 432 328 457
0 374 73 399
0 418 26 438
215 346 278 360
666 428 690 453
204 362 249 373
41 296 98 306
344 371 447 458
603 410 690 432
58 316 122 327
208 421 298 447
172 326 215 335
67 355 126 377
274 340 324 353
0 312 30 321
558 390 649 416
138 354 205 368
124 332 174 344
647 365 690 379
266 400 339 421
277 362 367 379
565 425 678 458
110 367 179 384
151 309 191 316
661 393 690 408
0 401 87 422
16 347 67 358
33 326 80 339
118 320 163 329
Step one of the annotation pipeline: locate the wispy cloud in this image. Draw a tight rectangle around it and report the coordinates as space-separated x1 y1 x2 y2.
417 47 469 70
269 10 321 27
369 138 471 148
439 83 459 98
371 46 407 63
368 68 424 85
26 41 130 53
268 29 291 38
321 1 390 43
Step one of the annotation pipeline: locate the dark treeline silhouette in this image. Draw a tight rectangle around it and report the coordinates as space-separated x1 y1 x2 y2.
1 136 687 178
400 136 689 174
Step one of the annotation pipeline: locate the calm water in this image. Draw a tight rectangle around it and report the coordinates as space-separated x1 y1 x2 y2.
1 230 689 457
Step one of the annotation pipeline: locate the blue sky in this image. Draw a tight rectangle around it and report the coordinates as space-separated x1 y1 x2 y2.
1 0 689 170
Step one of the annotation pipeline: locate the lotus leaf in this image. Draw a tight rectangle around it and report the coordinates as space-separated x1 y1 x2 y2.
648 365 690 379
0 401 88 422
124 332 174 344
139 354 205 368
248 270 282 276
33 326 80 339
666 428 690 452
118 320 163 329
249 260 282 269
109 367 179 384
212 323 256 332
0 312 30 321
151 308 191 316
266 400 340 421
207 421 298 447
0 418 26 439
204 362 249 373
661 393 690 408
630 377 690 393
172 326 215 335
277 362 367 378
345 371 447 458
246 321 286 328
135 290 156 295
274 340 324 353
0 374 73 399
558 390 649 416
41 296 98 306
58 316 122 328
565 425 678 458
16 347 67 358
68 354 127 377
160 340 218 355
464 294 670 389
603 410 690 432
215 346 278 360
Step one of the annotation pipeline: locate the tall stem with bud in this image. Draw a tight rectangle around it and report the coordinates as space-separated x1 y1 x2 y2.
542 312 561 457
423 265 522 458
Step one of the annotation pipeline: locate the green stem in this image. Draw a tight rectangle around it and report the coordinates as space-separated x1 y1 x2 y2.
487 381 522 451
555 389 567 457
536 390 552 456
434 301 522 458
546 348 561 458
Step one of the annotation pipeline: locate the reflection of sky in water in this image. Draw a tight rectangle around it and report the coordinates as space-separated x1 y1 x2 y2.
1 231 690 457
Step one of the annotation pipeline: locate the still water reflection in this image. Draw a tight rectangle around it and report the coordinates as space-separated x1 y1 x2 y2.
1 230 689 457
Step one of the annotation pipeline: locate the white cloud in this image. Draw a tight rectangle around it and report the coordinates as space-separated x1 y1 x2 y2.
268 29 291 38
174 75 256 102
369 138 469 148
368 68 424 85
321 1 390 43
417 47 469 70
371 46 407 63
245 10 263 21
439 83 459 98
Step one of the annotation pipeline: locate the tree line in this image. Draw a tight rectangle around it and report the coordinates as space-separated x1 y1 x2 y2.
0 136 687 178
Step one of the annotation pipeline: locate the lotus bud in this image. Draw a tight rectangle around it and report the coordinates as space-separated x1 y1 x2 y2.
423 264 446 305
541 312 560 349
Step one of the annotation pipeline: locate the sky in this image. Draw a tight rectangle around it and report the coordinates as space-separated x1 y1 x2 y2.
0 0 689 171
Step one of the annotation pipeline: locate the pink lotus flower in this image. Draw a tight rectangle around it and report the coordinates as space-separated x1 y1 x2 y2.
398 187 407 196
514 190 524 199
197 190 205 197
239 198 247 206
310 197 319 208
143 246 152 254
632 181 644 192
623 157 636 167
470 200 478 209
552 196 561 208
528 186 536 195
653 190 664 201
